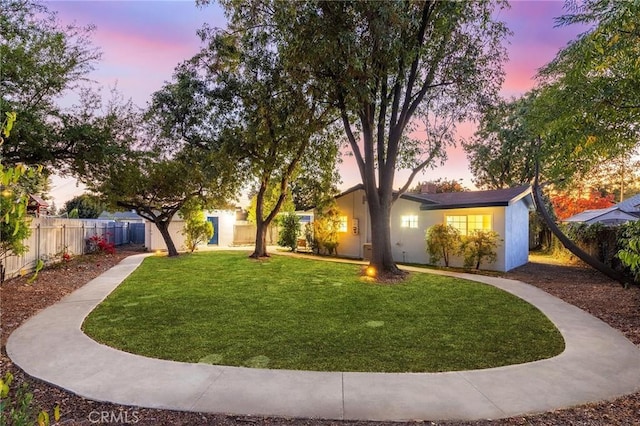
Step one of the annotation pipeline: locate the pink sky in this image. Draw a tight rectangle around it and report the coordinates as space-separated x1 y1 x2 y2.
46 0 588 207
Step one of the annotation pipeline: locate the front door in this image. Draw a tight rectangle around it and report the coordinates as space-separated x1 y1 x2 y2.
207 217 219 245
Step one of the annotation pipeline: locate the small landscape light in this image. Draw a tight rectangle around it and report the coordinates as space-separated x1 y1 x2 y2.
365 266 377 278
155 250 162 256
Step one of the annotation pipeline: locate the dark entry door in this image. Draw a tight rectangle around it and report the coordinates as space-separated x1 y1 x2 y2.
207 217 219 245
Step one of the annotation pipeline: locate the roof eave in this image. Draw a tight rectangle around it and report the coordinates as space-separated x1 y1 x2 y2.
420 201 510 211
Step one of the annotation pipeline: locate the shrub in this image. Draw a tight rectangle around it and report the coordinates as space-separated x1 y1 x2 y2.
312 201 341 255
617 220 640 282
0 371 60 426
459 230 501 270
554 222 622 268
0 163 37 282
86 234 115 255
277 212 301 252
304 222 315 251
425 224 460 267
180 204 213 253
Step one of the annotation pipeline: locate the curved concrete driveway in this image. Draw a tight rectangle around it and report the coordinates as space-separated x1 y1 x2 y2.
7 253 640 422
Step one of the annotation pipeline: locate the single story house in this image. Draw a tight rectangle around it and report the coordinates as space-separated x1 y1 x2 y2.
145 209 313 252
563 193 640 226
332 184 534 272
145 209 237 251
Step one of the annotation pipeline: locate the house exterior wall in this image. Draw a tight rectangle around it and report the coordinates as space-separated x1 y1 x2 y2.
146 220 187 252
391 200 509 271
332 189 531 272
210 210 236 246
144 210 236 252
390 197 436 264
334 189 370 259
504 200 530 271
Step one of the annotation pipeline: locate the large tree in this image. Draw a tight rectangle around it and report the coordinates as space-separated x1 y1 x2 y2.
261 1 509 276
61 193 105 219
464 94 539 190
94 68 245 257
463 1 639 285
539 0 639 146
189 23 339 258
0 0 118 175
91 148 237 257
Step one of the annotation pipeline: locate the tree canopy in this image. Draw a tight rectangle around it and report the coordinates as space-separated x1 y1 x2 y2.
88 68 243 256
0 0 121 176
409 178 468 194
464 94 539 189
467 1 639 192
61 193 105 219
187 17 340 258
214 0 509 275
540 0 639 145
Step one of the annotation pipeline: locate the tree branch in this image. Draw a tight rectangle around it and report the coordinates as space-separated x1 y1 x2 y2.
394 144 441 201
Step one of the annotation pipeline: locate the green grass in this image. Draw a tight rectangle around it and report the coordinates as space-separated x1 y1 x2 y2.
82 251 564 372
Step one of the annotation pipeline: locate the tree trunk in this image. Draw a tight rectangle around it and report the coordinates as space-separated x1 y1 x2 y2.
250 218 269 258
367 195 403 277
155 220 179 257
250 180 271 258
532 180 630 287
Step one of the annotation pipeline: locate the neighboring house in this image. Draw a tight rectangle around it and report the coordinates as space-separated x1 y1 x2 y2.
97 211 146 244
562 193 640 226
97 210 145 222
331 184 534 272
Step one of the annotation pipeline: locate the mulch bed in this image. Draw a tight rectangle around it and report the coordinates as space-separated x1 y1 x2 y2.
1 249 639 425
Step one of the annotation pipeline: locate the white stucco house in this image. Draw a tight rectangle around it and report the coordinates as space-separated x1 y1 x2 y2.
562 193 640 226
145 209 237 251
144 209 313 252
332 184 534 272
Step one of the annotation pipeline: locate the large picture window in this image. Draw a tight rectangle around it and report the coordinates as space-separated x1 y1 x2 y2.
446 214 492 235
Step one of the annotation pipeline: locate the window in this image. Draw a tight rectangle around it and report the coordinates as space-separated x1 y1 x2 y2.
401 215 419 228
468 215 492 233
446 214 492 235
446 215 467 235
338 216 348 233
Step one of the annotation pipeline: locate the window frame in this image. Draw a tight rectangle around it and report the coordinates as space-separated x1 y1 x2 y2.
446 214 492 236
400 215 419 229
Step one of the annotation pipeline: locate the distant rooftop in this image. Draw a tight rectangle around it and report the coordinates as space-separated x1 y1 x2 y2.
98 211 144 221
617 193 640 213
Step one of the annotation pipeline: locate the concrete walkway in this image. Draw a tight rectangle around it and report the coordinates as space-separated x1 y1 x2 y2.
7 253 640 422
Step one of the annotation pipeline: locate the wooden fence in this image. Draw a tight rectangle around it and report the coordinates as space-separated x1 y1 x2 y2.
232 223 280 246
1 217 140 281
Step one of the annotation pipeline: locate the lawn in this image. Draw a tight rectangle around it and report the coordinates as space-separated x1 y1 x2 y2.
82 251 564 372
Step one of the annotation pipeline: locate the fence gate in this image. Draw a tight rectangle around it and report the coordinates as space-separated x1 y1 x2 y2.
129 223 145 244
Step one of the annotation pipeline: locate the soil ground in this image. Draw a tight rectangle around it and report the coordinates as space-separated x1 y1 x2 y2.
1 248 639 425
